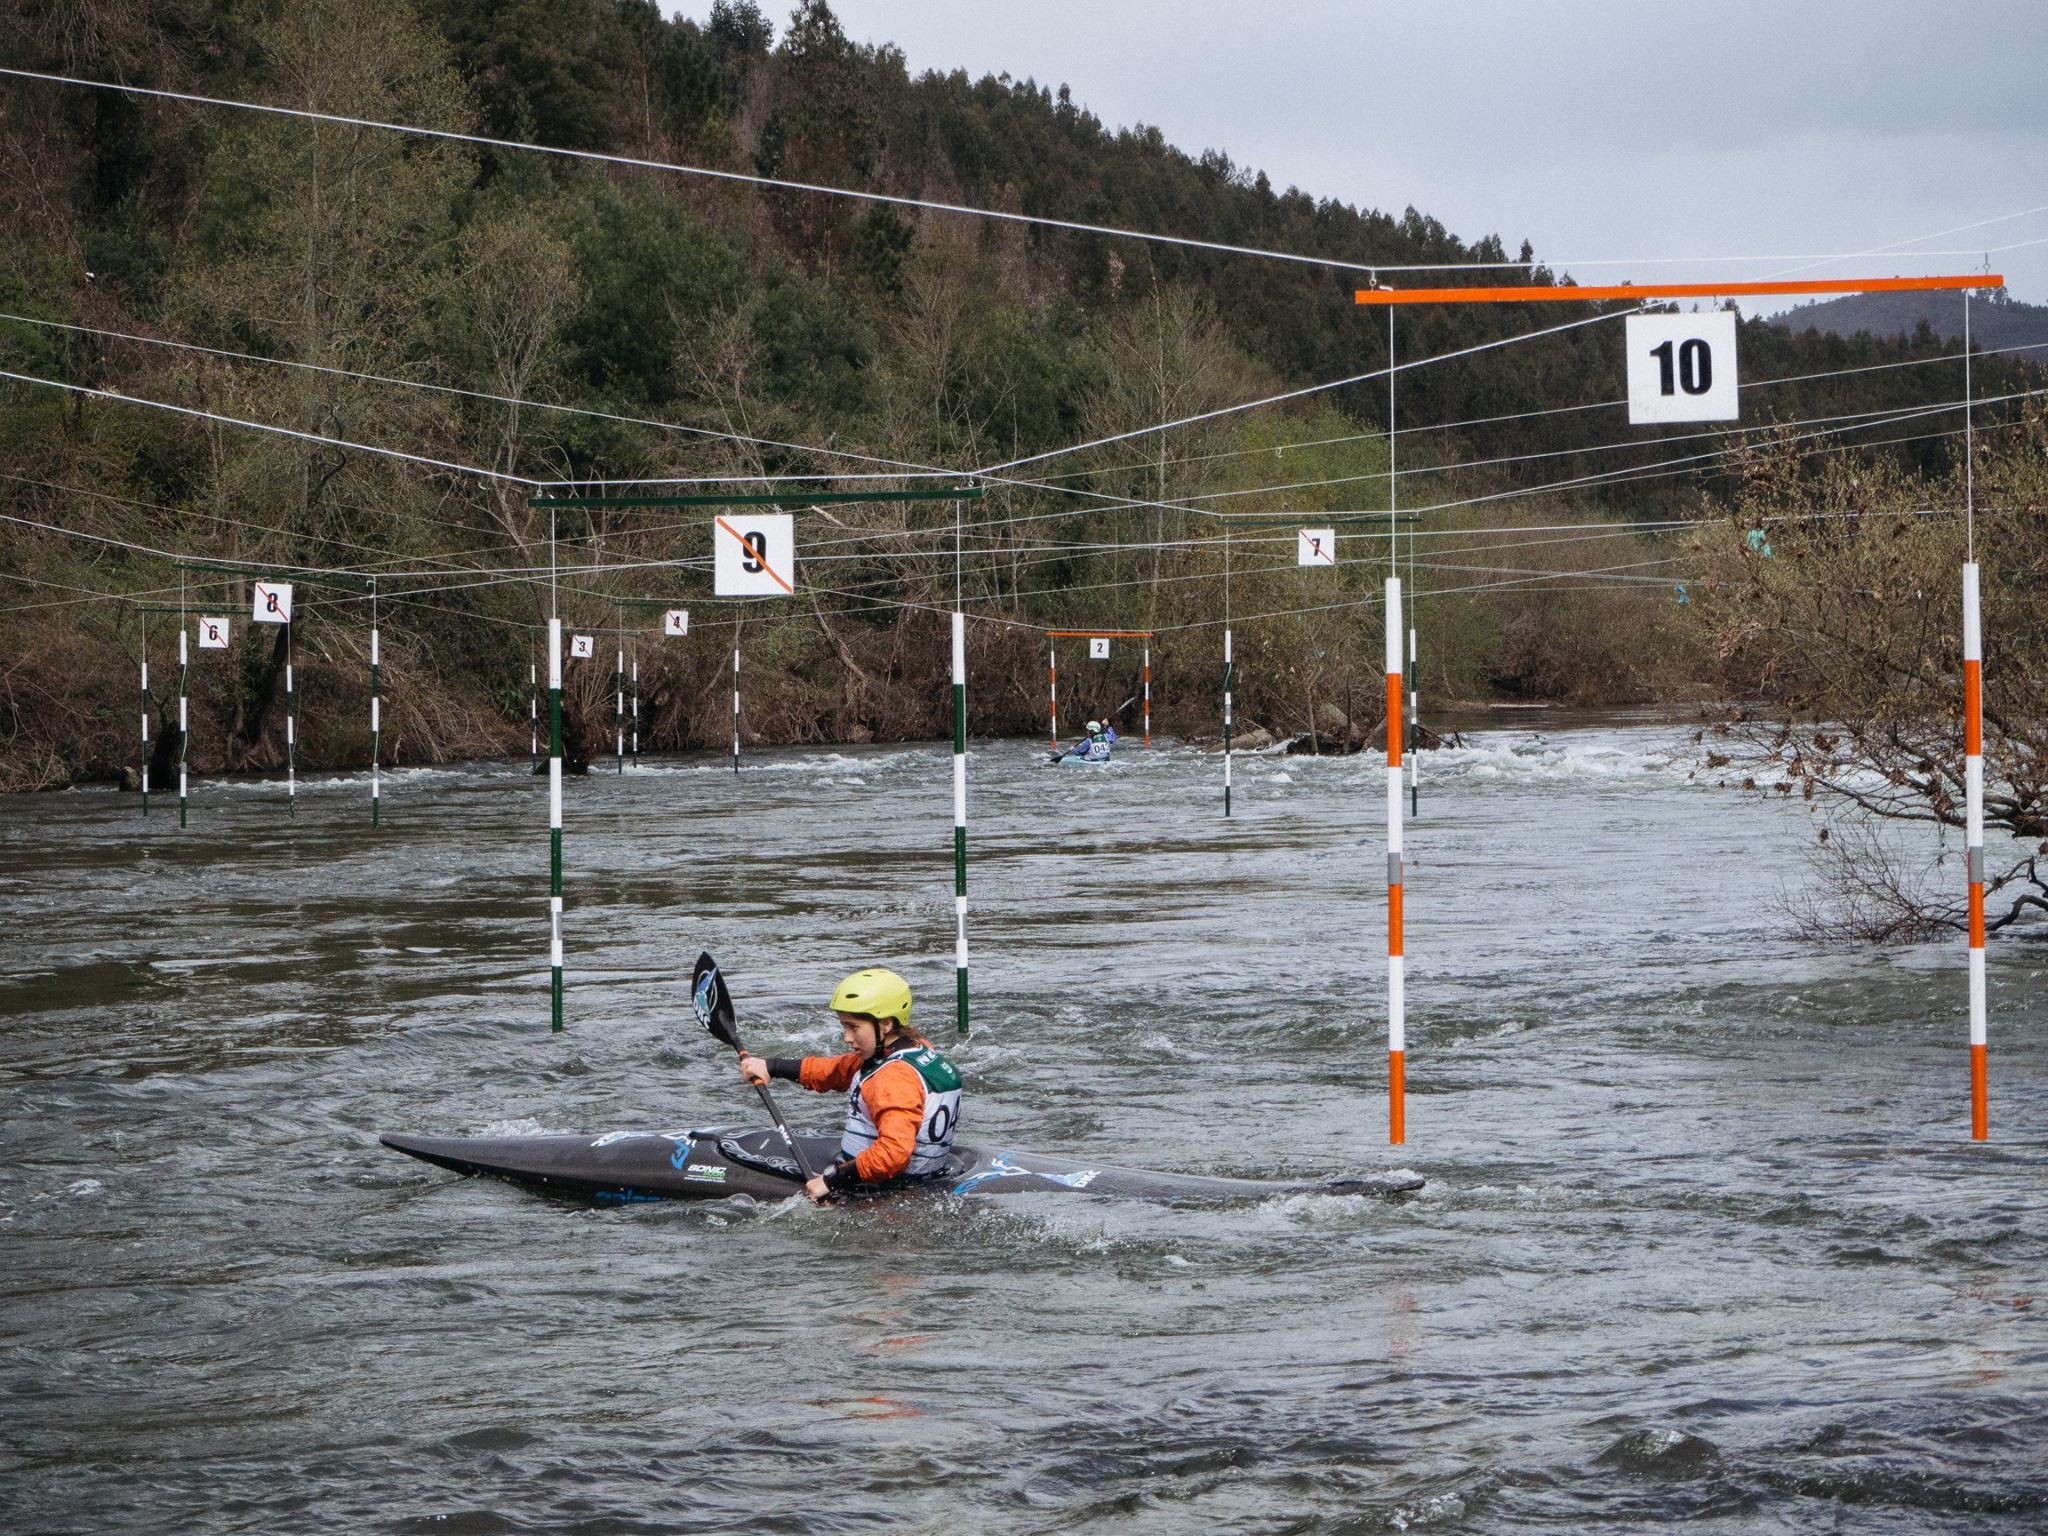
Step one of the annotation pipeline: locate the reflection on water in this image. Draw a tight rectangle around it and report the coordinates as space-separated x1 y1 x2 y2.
2 724 2044 1533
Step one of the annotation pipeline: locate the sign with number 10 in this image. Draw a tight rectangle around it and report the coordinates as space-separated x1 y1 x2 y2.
1625 312 1738 424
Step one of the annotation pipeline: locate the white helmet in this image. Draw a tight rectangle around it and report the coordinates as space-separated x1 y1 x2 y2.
1086 720 1102 733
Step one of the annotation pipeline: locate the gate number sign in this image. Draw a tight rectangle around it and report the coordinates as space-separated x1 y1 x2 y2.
252 582 294 624
1089 637 1110 660
1298 528 1337 566
714 513 796 597
1626 312 1738 424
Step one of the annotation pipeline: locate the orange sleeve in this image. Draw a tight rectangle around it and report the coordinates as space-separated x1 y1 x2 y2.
851 1060 924 1182
797 1052 861 1093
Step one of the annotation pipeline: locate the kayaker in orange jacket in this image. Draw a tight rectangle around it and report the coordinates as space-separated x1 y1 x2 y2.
740 967 962 1203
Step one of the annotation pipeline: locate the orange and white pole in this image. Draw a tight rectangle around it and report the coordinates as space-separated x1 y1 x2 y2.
1962 290 1987 1141
1143 643 1152 748
1048 642 1059 751
1964 562 1986 1138
1386 574 1406 1145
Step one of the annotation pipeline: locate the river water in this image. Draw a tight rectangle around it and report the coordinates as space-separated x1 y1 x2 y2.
3 720 2043 1534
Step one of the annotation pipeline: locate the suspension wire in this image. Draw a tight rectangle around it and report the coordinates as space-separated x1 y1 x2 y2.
20 310 2043 532
975 307 1638 476
0 367 538 485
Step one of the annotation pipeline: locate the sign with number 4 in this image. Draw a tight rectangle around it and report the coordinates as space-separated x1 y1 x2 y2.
1626 312 1738 424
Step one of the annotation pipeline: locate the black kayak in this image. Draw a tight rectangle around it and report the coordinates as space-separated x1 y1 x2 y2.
380 1125 1424 1205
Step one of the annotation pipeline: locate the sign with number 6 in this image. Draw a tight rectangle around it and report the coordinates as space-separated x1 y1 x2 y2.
1626 312 1738 424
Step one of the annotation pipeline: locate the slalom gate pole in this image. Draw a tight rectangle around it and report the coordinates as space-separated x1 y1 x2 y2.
178 626 189 828
1386 575 1406 1145
630 647 639 765
1965 561 1986 1137
529 660 538 762
1222 530 1233 818
549 617 564 1032
285 618 296 814
1408 624 1418 817
614 639 625 775
1963 289 1986 1139
1048 642 1059 750
1385 302 1406 1145
731 644 741 774
369 602 382 827
952 610 970 1036
139 622 149 817
1222 628 1233 818
1143 644 1152 748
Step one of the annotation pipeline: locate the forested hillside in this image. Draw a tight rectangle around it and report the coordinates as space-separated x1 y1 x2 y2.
1 0 2037 792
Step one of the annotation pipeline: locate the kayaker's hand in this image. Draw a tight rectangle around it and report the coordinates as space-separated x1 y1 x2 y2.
804 1174 830 1204
739 1053 769 1086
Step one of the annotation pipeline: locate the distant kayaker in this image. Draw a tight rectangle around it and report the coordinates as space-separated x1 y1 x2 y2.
1061 719 1113 762
739 968 962 1202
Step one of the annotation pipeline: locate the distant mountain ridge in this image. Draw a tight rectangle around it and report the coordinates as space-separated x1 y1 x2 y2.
1768 288 2048 357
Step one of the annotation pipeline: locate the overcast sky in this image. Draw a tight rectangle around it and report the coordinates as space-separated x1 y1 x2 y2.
669 1 2048 315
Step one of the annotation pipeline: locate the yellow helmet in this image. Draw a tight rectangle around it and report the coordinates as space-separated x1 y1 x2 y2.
828 968 912 1031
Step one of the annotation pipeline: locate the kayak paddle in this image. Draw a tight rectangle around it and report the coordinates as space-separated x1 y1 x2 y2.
690 951 821 1183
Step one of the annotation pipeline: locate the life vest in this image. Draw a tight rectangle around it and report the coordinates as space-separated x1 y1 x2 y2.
840 1040 962 1178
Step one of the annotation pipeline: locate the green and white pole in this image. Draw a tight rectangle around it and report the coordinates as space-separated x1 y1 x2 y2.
951 609 969 1037
630 646 640 765
139 636 150 817
548 617 564 1032
285 618 297 813
529 658 538 762
1221 530 1233 818
177 626 189 828
614 639 625 775
1222 626 1234 818
731 644 741 775
369 619 382 826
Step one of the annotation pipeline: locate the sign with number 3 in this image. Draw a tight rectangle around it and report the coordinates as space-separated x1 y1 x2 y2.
1626 312 1738 425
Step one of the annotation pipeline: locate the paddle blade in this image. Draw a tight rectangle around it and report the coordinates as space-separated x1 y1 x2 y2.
691 951 740 1048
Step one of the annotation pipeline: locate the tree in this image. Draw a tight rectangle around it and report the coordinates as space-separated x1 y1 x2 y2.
1687 419 2048 938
